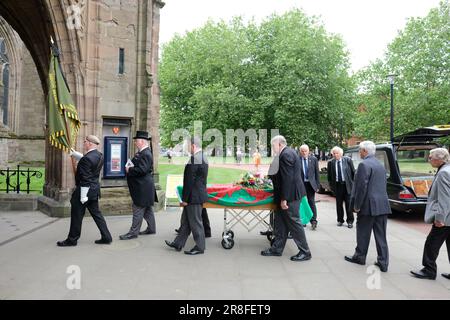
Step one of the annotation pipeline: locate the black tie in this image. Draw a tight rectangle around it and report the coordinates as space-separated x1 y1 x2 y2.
337 160 343 182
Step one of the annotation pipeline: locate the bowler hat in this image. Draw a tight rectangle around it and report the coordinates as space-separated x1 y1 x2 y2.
133 130 151 140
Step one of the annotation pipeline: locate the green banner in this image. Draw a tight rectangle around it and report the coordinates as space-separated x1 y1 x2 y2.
47 53 80 152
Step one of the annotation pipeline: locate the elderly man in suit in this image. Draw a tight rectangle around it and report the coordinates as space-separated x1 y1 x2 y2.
345 141 391 272
328 146 356 228
57 135 112 246
411 148 450 280
120 130 157 240
261 135 311 261
165 137 208 255
299 144 320 230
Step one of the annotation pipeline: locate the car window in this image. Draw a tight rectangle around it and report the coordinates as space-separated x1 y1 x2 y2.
345 150 390 178
396 149 435 177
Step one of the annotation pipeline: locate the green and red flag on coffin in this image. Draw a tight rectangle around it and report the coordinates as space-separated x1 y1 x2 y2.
176 184 313 224
47 47 80 152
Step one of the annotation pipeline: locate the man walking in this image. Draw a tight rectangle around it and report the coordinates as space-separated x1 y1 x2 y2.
165 137 208 255
57 135 112 246
261 135 311 262
345 141 391 272
327 146 355 228
411 148 450 280
299 144 320 230
120 130 157 240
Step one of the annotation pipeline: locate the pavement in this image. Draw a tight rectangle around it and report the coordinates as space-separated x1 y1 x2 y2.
0 194 449 300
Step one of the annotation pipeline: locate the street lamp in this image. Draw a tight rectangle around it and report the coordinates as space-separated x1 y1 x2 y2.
387 74 397 143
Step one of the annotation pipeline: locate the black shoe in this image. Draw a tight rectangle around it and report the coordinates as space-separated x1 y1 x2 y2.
139 229 156 235
175 228 180 233
261 248 282 257
95 239 112 245
302 224 307 227
205 233 211 238
311 221 317 230
410 269 436 280
119 233 137 240
290 252 312 262
347 223 353 229
337 222 343 227
57 239 77 247
374 261 387 272
344 255 365 265
441 273 450 280
184 247 204 255
260 230 271 236
165 240 182 251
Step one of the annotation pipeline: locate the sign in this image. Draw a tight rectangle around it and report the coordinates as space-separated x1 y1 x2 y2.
110 143 122 172
104 136 127 178
164 174 183 210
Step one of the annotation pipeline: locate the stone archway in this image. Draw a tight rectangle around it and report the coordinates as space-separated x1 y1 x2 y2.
1 0 164 216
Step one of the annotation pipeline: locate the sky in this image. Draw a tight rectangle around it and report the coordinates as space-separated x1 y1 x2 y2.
159 0 443 72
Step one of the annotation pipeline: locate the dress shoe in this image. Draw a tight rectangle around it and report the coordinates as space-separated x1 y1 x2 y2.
95 238 112 245
139 229 156 235
337 222 343 227
260 230 271 236
344 255 365 265
119 233 137 240
165 240 182 251
410 269 436 280
205 233 211 238
374 261 387 272
175 228 180 233
347 223 353 229
184 247 204 255
441 273 450 280
290 252 312 262
311 221 318 230
57 239 77 247
302 224 307 227
260 248 282 256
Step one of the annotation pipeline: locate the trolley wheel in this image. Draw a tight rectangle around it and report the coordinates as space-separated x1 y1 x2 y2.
221 238 235 249
222 230 234 239
266 232 274 242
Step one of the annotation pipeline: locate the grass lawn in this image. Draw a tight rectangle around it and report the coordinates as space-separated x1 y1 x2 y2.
158 163 246 191
158 156 273 165
397 159 435 175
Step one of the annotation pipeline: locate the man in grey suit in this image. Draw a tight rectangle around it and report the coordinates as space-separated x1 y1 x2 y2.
345 141 391 272
299 144 320 230
327 146 356 228
411 148 450 280
165 137 208 255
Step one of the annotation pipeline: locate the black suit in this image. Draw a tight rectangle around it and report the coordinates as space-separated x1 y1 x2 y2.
350 155 392 269
327 156 355 224
300 155 320 223
174 151 209 251
269 147 310 255
68 149 112 243
126 147 158 235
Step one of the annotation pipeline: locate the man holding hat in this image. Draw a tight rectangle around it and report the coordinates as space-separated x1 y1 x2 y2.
120 130 158 240
57 135 113 246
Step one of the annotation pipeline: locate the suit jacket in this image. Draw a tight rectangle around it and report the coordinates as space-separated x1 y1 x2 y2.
127 147 157 207
74 149 103 200
424 163 450 225
271 147 306 204
299 155 320 191
182 151 208 205
327 156 356 194
350 155 391 216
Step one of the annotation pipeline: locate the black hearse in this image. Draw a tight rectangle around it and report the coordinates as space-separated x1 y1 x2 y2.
319 125 450 214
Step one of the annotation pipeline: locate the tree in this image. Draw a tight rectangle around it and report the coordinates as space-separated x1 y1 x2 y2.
354 1 450 141
160 10 355 150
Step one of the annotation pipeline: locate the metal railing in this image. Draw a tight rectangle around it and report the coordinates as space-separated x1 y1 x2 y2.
0 165 43 194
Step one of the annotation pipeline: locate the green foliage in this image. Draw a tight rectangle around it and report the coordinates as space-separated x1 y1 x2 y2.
160 10 355 149
354 1 450 141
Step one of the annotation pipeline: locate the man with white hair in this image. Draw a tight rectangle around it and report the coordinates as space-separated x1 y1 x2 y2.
261 135 311 261
411 147 450 280
299 144 320 230
345 141 391 272
327 146 356 228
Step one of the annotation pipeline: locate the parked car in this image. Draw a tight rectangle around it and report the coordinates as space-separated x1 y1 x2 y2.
319 125 450 214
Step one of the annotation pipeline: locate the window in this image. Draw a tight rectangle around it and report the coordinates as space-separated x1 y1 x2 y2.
346 149 391 178
118 48 125 74
0 38 9 125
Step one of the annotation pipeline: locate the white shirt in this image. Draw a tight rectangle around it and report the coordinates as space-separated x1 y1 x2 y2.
335 158 345 182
